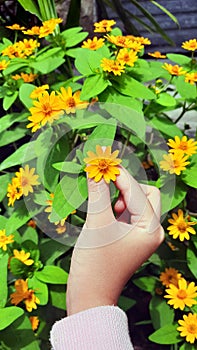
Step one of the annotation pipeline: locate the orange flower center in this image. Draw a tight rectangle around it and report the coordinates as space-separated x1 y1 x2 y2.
177 289 187 299
173 159 181 168
98 159 109 172
0 235 6 242
67 97 76 108
177 222 187 232
89 43 97 49
21 176 29 187
179 142 188 150
187 323 197 334
42 103 53 116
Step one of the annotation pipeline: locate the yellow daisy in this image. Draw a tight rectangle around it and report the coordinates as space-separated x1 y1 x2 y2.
167 136 197 156
12 72 38 83
117 48 138 67
159 151 190 175
167 209 196 241
10 279 40 312
39 18 63 38
84 145 122 183
162 63 186 76
127 35 151 45
105 34 141 49
7 177 23 206
100 58 125 75
58 86 88 114
30 85 49 99
0 229 14 251
22 26 41 36
82 37 105 50
159 267 182 288
164 278 197 310
182 39 197 51
94 19 116 33
29 316 40 331
0 60 10 70
12 249 34 266
6 24 26 30
148 51 166 58
177 313 197 344
185 72 197 85
15 164 40 197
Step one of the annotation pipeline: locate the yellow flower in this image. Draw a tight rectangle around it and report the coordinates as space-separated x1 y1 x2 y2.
7 177 23 206
30 85 49 99
12 72 38 83
127 35 151 45
100 58 125 75
6 24 26 30
27 91 64 131
29 316 40 331
12 249 34 266
105 34 139 49
182 39 197 51
0 60 10 70
84 145 122 183
0 229 14 251
10 279 40 312
167 135 197 156
148 51 166 58
39 18 63 38
117 48 138 67
185 72 197 85
58 87 88 114
94 19 116 33
177 313 197 344
82 37 105 50
22 26 41 36
167 209 196 241
159 267 182 287
162 63 186 76
159 151 190 175
15 164 40 197
164 278 197 310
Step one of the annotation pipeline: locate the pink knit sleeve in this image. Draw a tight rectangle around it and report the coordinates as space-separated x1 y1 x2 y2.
50 305 134 350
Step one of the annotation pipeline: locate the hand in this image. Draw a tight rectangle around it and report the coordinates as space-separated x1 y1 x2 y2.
66 166 164 315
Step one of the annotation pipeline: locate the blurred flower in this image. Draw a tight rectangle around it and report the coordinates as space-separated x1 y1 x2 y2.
167 136 197 156
101 58 125 75
159 267 182 287
12 72 38 83
159 151 190 175
0 229 14 251
185 72 197 85
148 51 166 58
117 48 138 67
0 60 10 70
182 39 197 51
82 37 105 50
29 316 40 331
164 278 197 310
177 313 197 343
6 24 26 30
58 87 88 114
84 145 122 183
10 279 40 312
167 209 196 241
27 91 64 131
162 63 186 76
12 249 34 266
15 164 40 196
27 219 36 229
94 19 116 33
7 177 23 206
2 39 40 59
39 18 63 38
22 26 41 36
30 85 49 99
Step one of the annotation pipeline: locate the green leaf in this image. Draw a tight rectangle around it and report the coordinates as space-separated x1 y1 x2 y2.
17 0 42 19
175 76 197 101
167 53 191 65
0 112 28 133
187 247 197 278
22 227 38 245
19 83 35 109
118 295 136 311
39 239 70 265
0 174 11 201
149 295 174 330
0 128 27 147
133 276 157 293
35 265 68 284
0 307 24 330
30 55 65 74
148 115 183 138
180 343 197 350
61 29 88 47
0 141 36 171
114 75 155 100
161 179 187 214
53 161 83 173
182 155 197 188
149 323 181 344
0 253 9 308
156 92 176 107
51 174 87 221
80 74 109 100
3 59 28 75
3 91 18 110
50 284 66 310
150 1 179 26
5 202 31 234
28 276 48 305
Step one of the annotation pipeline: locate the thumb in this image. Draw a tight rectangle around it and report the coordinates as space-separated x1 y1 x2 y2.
85 176 116 228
